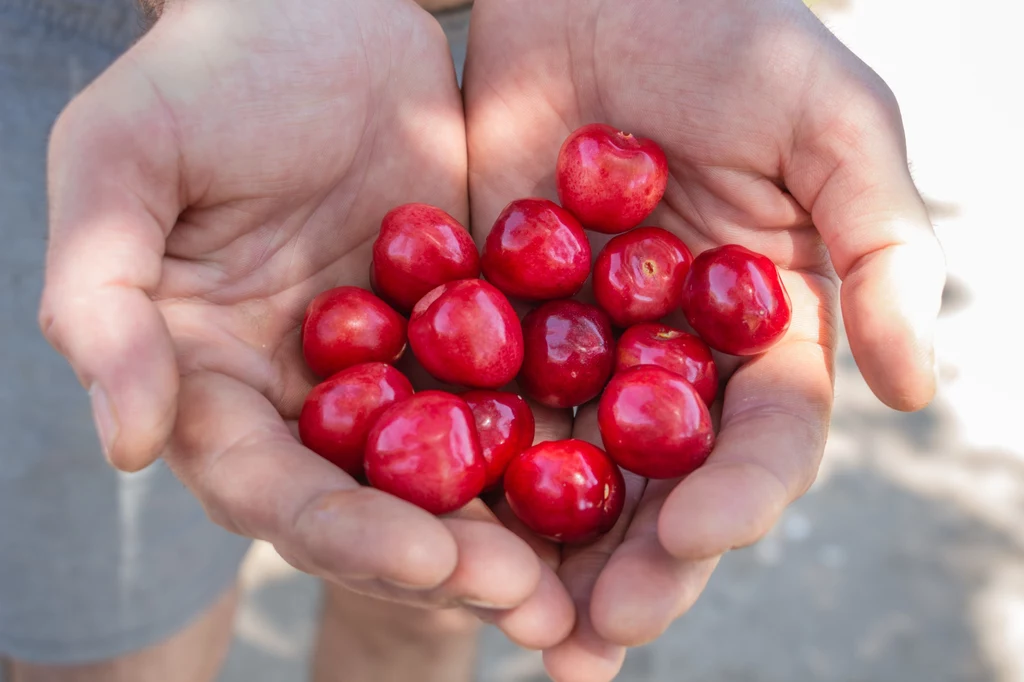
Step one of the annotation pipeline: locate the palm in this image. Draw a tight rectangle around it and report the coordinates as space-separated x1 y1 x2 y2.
466 0 940 677
147 0 468 418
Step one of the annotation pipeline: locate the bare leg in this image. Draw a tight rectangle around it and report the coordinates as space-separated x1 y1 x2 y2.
312 582 481 682
7 586 238 682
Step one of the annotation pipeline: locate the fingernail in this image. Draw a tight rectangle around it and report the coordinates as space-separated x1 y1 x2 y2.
380 577 441 592
463 605 501 623
460 598 506 610
89 382 119 461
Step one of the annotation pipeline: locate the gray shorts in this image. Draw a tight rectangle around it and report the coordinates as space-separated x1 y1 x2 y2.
0 0 251 664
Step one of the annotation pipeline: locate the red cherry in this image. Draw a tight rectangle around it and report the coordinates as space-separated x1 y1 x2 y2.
616 323 719 405
298 363 414 477
364 391 486 515
504 439 625 543
461 390 536 488
519 300 615 409
371 203 480 313
593 227 693 327
598 365 715 479
680 244 792 356
408 279 524 389
302 286 407 378
481 198 591 301
555 123 669 234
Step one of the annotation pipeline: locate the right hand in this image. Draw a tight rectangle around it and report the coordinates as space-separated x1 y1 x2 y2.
464 0 945 675
39 0 573 647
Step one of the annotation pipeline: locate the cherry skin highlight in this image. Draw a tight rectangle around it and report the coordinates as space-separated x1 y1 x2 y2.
593 226 693 327
680 244 792 356
364 391 487 515
298 363 414 478
519 300 615 409
301 286 407 378
481 198 591 301
598 365 715 479
461 390 536 489
504 439 625 544
371 203 480 313
616 323 719 405
555 123 669 234
408 279 524 389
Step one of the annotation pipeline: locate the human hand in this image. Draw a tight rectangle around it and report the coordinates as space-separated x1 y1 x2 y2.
464 0 945 677
39 0 574 646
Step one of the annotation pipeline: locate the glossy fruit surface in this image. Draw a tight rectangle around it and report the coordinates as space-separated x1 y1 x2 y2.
371 203 480 313
504 439 625 543
408 279 524 388
616 323 718 405
481 198 591 301
593 227 693 327
555 123 669 234
598 365 715 479
519 300 614 409
364 391 486 515
302 286 407 378
680 244 792 356
298 363 414 477
461 390 536 488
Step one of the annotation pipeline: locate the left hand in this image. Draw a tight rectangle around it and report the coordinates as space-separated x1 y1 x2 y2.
463 0 945 679
39 0 575 647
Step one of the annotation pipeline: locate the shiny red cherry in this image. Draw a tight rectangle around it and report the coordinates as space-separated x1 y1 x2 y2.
301 286 407 378
616 323 719 405
519 300 614 409
371 203 480 313
408 279 524 389
593 226 693 327
364 391 486 515
298 363 414 477
504 439 625 543
461 390 536 488
598 365 715 479
481 198 591 301
555 123 669 234
680 244 792 356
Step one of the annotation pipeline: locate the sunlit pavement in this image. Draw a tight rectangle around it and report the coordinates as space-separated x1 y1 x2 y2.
220 1 1024 680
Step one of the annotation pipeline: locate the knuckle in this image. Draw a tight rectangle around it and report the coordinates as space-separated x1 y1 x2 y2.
844 73 906 147
37 290 63 353
49 93 97 164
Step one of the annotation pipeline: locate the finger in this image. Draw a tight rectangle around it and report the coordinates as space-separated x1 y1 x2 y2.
339 511 541 610
542 405 644 682
167 371 545 612
468 563 576 650
658 338 833 560
40 48 182 471
589 478 720 646
453 501 574 649
788 67 945 411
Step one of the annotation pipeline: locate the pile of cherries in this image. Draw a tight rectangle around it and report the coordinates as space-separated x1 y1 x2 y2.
299 124 792 544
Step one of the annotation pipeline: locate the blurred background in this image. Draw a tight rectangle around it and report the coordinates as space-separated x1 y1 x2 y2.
211 0 1024 680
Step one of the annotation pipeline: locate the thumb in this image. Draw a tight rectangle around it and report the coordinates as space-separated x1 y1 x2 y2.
788 63 946 412
39 41 183 471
